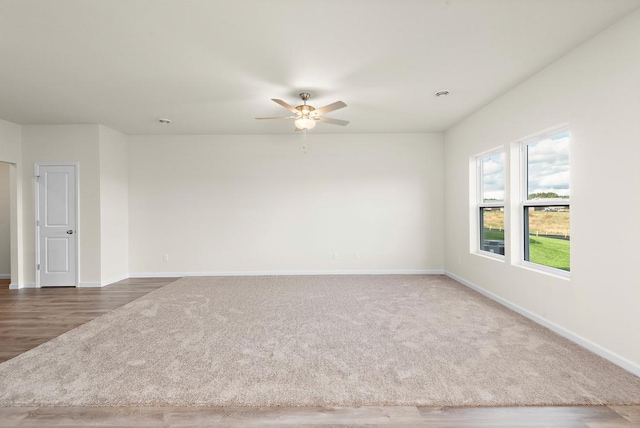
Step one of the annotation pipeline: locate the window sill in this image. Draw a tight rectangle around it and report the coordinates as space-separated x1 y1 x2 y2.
517 261 571 281
473 251 506 263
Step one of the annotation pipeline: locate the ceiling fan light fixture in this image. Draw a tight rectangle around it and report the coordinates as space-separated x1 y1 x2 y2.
256 93 348 130
295 117 316 130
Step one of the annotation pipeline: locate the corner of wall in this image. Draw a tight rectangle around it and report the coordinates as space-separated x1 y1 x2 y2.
98 125 130 284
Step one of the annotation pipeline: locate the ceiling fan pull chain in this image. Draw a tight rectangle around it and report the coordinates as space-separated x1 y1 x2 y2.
302 129 307 154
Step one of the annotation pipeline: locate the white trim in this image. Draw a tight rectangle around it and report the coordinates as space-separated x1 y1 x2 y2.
472 251 506 263
519 127 571 276
518 260 571 280
519 123 571 146
445 271 640 378
474 149 506 257
0 274 10 279
100 273 130 287
130 269 444 278
523 200 570 207
10 271 445 287
77 274 131 288
11 282 36 289
78 282 104 288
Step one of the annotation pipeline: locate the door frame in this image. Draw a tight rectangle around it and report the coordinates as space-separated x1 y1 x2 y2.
34 162 80 288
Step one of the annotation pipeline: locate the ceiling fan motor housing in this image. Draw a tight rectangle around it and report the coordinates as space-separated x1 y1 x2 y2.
295 105 315 116
296 93 315 116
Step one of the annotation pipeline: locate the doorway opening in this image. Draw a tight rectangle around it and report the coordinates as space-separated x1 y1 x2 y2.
0 162 9 288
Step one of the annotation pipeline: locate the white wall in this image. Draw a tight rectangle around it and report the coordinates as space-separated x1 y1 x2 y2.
0 119 23 287
0 162 10 277
22 125 102 285
99 126 129 284
0 119 21 164
129 133 444 275
444 11 640 370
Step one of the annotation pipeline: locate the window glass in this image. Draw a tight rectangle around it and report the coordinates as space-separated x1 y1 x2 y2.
477 149 505 257
524 206 570 271
480 207 505 255
523 128 570 272
526 133 570 200
481 152 505 203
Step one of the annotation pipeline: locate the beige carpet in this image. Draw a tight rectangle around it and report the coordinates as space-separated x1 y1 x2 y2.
1 275 639 407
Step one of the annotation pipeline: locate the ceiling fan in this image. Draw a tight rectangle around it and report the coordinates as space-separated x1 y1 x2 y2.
256 93 349 130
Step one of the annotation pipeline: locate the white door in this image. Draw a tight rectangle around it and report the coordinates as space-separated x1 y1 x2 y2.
36 163 78 287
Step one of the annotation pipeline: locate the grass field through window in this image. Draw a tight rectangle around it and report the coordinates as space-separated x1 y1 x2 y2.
528 235 570 271
482 210 569 271
482 230 504 240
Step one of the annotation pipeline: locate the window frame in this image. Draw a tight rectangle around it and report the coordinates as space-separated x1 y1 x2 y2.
520 127 570 276
477 148 506 258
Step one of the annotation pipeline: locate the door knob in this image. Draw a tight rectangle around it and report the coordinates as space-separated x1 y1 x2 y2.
66 230 74 234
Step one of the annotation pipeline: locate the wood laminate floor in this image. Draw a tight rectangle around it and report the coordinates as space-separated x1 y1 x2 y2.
0 277 176 363
1 277 639 427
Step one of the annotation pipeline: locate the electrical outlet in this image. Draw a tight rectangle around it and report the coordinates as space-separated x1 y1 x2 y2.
333 252 340 260
163 254 169 262
354 251 360 260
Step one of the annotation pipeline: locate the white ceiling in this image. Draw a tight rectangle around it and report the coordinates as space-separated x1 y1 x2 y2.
0 0 638 135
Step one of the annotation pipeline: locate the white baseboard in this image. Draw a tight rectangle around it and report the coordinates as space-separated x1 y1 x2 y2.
100 273 130 287
79 273 130 287
0 274 10 279
445 271 640 378
7 271 443 289
130 269 444 278
10 282 106 289
78 282 105 288
10 282 36 289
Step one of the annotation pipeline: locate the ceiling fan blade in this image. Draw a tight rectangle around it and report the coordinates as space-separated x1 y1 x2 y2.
316 117 350 126
255 116 296 120
314 101 347 115
271 99 299 114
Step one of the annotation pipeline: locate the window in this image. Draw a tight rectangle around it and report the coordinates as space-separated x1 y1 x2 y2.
522 128 570 272
478 150 505 256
